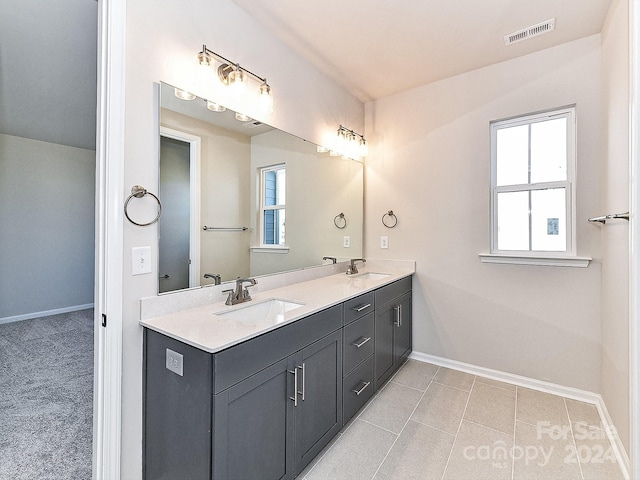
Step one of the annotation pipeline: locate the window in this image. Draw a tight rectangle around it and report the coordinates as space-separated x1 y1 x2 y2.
487 106 584 265
260 164 286 246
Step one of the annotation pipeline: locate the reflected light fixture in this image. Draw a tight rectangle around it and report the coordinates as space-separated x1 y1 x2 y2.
235 112 252 122
174 88 196 101
206 100 226 112
197 44 273 115
316 145 329 153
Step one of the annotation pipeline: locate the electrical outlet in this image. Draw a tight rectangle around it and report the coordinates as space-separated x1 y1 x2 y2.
166 348 183 376
380 236 389 249
343 236 351 248
132 246 152 275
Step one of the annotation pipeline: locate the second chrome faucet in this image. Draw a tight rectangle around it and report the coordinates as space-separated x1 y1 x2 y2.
223 277 257 305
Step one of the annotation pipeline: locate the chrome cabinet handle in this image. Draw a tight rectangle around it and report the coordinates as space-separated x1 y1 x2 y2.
394 305 401 327
300 363 306 401
353 381 371 396
353 303 372 312
289 368 298 407
398 304 402 327
352 336 371 349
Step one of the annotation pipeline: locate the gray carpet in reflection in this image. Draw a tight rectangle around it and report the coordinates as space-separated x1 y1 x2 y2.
0 309 94 479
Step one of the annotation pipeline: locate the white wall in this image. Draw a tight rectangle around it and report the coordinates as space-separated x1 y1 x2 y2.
600 0 630 452
365 36 603 392
121 0 363 477
0 133 95 320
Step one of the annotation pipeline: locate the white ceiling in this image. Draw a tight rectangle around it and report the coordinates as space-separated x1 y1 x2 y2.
231 0 612 102
0 1 612 150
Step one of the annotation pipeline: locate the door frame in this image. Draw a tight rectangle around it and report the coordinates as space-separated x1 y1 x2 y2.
93 0 125 478
159 126 202 289
630 1 640 477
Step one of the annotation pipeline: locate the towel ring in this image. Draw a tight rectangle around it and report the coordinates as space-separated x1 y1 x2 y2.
382 210 398 228
334 212 347 229
124 185 162 227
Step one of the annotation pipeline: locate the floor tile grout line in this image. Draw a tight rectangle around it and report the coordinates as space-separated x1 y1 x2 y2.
369 370 439 480
431 379 473 393
440 373 475 480
565 397 586 480
462 417 515 437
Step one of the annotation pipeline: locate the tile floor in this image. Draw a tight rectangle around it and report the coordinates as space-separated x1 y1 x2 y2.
298 360 626 480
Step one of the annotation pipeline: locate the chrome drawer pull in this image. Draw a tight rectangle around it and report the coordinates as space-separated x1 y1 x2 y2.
289 368 298 407
352 336 371 349
300 363 306 401
353 381 371 396
353 303 372 312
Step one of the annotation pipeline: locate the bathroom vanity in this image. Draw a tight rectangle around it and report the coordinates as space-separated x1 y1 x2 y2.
141 267 413 480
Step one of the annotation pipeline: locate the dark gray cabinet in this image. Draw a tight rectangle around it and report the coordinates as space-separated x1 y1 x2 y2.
374 277 412 390
144 276 412 479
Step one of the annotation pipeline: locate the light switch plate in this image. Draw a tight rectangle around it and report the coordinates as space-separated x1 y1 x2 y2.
166 348 183 376
343 236 351 248
132 246 152 275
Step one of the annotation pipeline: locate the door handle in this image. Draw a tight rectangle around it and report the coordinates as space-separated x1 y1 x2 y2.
299 363 305 401
159 274 170 279
289 367 298 407
394 305 401 327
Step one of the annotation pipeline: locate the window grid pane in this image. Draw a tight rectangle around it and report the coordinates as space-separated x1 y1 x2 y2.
491 108 573 255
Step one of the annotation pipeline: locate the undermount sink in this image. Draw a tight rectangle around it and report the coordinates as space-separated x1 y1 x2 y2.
352 272 390 281
214 299 304 324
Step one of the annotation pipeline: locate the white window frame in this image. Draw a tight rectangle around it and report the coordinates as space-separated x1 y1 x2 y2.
259 164 287 248
481 105 591 267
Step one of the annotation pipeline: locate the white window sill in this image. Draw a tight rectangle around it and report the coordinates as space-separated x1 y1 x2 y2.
251 246 290 254
478 253 591 268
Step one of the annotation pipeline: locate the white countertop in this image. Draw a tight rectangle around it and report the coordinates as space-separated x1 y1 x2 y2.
139 262 414 353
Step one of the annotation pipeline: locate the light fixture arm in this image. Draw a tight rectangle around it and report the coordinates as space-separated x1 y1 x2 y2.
200 45 268 86
338 125 366 143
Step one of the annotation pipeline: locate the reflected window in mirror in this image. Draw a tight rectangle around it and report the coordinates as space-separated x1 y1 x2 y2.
260 164 286 246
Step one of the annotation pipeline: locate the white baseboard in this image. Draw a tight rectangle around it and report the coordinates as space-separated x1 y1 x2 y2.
0 303 94 325
410 351 630 479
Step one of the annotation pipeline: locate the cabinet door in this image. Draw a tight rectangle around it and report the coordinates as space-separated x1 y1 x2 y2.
374 301 396 390
294 330 343 474
214 355 297 480
394 292 412 366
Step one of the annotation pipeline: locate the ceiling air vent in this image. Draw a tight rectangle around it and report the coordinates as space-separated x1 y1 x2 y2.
504 18 555 46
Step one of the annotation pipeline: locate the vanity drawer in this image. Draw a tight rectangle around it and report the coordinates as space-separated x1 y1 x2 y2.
375 276 412 308
343 312 374 375
343 292 374 325
343 355 374 423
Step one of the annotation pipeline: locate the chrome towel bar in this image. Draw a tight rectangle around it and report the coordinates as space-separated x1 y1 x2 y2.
588 212 629 224
203 226 249 231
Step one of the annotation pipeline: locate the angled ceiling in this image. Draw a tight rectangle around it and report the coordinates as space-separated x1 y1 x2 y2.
0 0 97 150
231 0 612 102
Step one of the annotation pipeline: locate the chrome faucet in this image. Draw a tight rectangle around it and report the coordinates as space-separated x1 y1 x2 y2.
204 273 222 285
346 258 366 275
222 277 257 306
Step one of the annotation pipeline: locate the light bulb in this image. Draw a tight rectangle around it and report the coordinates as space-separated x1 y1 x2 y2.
259 82 273 114
198 51 211 67
174 88 196 101
235 112 252 122
329 150 340 157
206 100 226 112
228 69 247 100
316 145 329 153
359 139 368 157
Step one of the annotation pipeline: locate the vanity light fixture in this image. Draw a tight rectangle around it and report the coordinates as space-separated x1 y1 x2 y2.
174 88 196 101
337 125 367 159
206 100 226 112
235 112 252 122
197 44 273 115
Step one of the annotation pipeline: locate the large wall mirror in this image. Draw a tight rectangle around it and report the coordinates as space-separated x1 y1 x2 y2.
158 82 364 294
